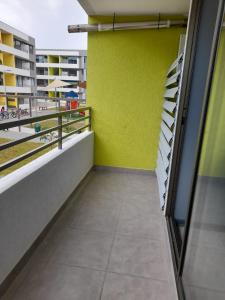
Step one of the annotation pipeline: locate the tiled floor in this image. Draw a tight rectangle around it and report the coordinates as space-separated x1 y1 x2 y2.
2 170 177 300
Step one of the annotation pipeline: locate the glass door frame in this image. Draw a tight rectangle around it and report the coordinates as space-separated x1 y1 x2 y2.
165 0 225 298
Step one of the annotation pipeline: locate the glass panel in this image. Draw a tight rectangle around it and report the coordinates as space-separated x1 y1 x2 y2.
183 20 225 299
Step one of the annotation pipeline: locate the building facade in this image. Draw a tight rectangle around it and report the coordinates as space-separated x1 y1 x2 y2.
0 21 36 108
36 49 87 100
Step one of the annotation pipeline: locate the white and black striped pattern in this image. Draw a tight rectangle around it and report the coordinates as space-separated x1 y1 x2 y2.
156 53 184 209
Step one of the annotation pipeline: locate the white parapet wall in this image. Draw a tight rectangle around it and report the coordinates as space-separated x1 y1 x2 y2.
0 131 94 285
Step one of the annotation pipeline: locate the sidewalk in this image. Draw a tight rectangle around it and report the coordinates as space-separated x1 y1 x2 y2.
0 129 41 143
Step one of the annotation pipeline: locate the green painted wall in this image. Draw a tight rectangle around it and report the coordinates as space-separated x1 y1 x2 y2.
48 55 59 63
87 16 185 170
199 31 225 178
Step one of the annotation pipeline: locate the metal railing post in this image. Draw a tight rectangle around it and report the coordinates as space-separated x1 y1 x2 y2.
29 97 32 117
88 108 92 131
58 115 62 150
17 98 21 132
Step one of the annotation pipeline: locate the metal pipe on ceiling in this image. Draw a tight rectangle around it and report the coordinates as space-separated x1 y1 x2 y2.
68 20 187 33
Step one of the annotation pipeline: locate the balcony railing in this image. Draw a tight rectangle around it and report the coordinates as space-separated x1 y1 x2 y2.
0 101 91 173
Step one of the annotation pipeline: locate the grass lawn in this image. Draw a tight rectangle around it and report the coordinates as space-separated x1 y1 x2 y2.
26 118 85 133
0 138 51 176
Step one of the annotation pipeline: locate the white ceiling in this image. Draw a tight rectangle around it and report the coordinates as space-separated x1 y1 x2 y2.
77 0 190 16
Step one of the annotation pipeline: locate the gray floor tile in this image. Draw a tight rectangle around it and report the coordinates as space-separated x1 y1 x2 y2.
1 251 49 300
101 272 174 300
80 190 123 211
123 194 161 215
184 285 225 300
183 244 225 292
2 170 177 300
117 203 163 240
10 263 104 300
70 205 119 233
50 229 113 270
108 235 168 281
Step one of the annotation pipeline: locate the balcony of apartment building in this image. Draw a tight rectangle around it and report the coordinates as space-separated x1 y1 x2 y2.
15 57 34 71
14 39 29 53
0 72 3 86
36 55 48 64
0 100 177 299
60 69 78 80
0 58 33 81
37 79 48 87
59 55 79 68
36 67 49 76
61 56 78 64
0 34 34 61
13 39 34 56
1 1 225 300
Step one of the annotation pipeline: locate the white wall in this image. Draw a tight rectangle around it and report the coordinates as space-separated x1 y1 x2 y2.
36 50 80 56
0 131 94 285
0 44 30 61
36 63 79 69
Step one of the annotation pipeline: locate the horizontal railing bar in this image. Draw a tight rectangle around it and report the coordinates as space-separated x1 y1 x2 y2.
0 139 59 173
0 125 60 151
61 116 90 128
0 115 90 151
62 125 89 140
0 94 86 101
0 124 90 172
0 107 91 130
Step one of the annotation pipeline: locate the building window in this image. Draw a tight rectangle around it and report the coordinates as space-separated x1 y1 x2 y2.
68 56 77 64
37 68 48 75
14 39 22 50
37 79 48 87
36 56 48 63
0 73 3 86
61 69 77 77
29 45 34 54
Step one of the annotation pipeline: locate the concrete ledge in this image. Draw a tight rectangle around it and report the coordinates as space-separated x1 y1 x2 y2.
0 131 94 286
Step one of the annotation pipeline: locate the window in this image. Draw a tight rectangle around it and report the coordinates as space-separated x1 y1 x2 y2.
0 73 3 86
36 56 47 63
68 56 77 64
14 39 21 50
182 14 225 299
37 79 48 87
37 68 48 75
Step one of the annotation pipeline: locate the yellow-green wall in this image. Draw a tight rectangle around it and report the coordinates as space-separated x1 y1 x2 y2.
3 53 15 67
0 96 6 106
1 32 13 47
0 53 3 64
48 55 59 63
87 16 184 170
199 31 225 178
4 74 16 86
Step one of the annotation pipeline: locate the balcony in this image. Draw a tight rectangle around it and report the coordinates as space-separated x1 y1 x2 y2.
0 43 31 61
0 103 177 299
1 170 176 300
0 64 32 78
0 85 34 93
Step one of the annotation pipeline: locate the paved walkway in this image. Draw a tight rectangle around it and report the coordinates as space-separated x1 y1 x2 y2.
0 129 41 143
2 170 177 300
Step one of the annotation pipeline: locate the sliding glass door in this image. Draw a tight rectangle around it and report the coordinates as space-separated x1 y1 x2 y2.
166 1 225 299
182 14 225 299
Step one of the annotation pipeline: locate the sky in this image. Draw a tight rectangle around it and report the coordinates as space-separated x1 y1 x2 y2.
0 0 88 49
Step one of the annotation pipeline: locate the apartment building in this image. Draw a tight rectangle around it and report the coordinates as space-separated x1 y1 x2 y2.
0 21 36 108
36 49 87 100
